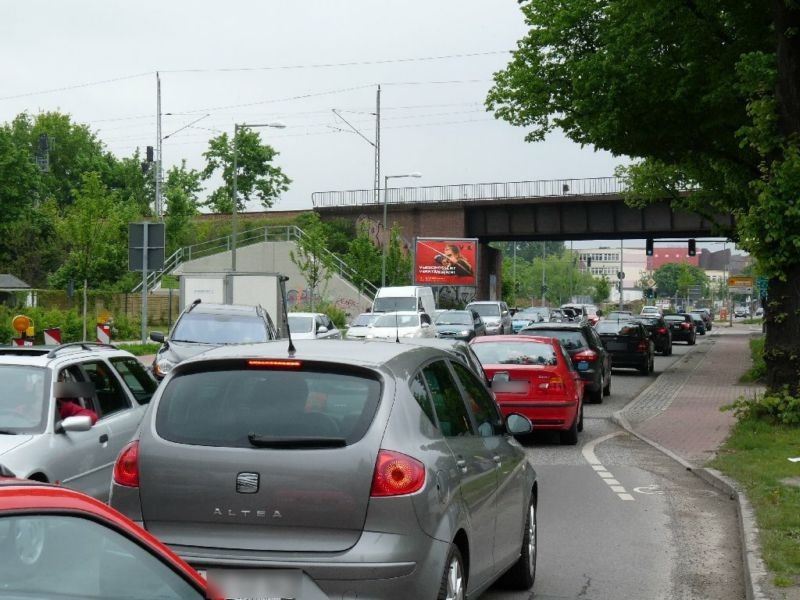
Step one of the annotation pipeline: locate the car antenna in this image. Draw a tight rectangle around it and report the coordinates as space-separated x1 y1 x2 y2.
395 308 400 343
278 275 296 357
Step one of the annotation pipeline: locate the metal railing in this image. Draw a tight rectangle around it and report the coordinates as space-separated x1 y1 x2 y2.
312 176 627 208
132 225 378 299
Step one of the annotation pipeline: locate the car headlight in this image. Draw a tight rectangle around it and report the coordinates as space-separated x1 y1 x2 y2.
459 330 471 336
154 355 176 377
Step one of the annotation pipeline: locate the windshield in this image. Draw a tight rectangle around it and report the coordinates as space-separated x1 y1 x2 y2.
172 313 269 344
288 315 315 333
374 314 420 328
665 315 688 322
469 304 500 317
524 329 586 350
0 365 48 434
157 367 381 448
472 341 558 366
373 297 417 312
435 312 472 326
596 321 641 336
351 314 376 327
0 514 203 599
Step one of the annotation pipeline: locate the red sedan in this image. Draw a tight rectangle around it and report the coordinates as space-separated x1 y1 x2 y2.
471 335 584 445
0 474 215 600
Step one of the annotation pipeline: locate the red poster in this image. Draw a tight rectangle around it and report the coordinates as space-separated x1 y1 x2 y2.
414 238 478 286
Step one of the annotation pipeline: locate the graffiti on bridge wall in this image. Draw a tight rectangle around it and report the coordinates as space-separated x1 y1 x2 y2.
356 215 412 255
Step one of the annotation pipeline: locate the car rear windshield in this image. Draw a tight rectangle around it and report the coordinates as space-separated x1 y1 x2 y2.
636 317 660 327
351 314 376 327
374 313 420 327
435 312 472 326
664 315 689 322
373 297 417 312
469 304 500 317
287 315 315 333
172 313 269 344
521 329 587 351
156 365 382 448
472 341 558 366
596 322 641 336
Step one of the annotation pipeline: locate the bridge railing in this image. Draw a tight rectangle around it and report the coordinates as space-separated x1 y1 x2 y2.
312 176 627 208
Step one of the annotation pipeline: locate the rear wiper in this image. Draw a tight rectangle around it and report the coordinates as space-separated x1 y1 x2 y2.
247 433 346 448
0 429 19 435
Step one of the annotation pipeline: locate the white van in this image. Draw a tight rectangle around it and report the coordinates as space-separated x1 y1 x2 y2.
372 286 436 317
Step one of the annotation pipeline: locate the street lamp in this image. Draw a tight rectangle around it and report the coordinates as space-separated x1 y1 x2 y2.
231 121 286 271
381 172 422 286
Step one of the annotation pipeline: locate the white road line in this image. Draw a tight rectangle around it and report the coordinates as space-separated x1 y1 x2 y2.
581 431 635 502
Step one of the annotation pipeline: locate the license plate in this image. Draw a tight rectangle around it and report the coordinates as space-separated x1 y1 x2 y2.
493 380 528 393
607 342 627 351
206 568 328 600
577 361 589 371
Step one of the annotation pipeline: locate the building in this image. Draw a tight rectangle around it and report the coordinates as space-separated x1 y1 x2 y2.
646 247 700 271
577 247 648 303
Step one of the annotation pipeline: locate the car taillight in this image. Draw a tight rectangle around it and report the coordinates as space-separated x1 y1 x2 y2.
637 340 649 352
114 441 140 488
371 450 425 497
538 376 566 393
573 349 597 361
657 328 668 335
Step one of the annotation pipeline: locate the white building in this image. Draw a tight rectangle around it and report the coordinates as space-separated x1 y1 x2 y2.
576 246 648 303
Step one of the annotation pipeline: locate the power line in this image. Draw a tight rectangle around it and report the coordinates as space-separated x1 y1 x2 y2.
0 71 152 101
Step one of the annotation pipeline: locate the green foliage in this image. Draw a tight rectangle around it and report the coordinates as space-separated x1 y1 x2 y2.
202 128 291 213
722 389 800 426
593 275 611 304
289 213 337 310
163 160 202 254
493 241 565 262
384 224 412 286
502 250 595 305
116 342 161 356
653 262 709 298
344 223 382 291
741 337 767 383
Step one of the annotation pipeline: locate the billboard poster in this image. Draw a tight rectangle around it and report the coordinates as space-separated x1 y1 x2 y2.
414 237 478 286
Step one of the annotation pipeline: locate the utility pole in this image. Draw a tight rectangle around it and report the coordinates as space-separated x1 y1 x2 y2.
374 85 381 205
619 239 624 310
541 243 547 307
155 72 163 218
512 242 517 304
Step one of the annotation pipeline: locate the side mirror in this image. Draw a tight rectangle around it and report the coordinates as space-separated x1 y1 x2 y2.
150 331 165 343
59 415 93 433
317 326 329 334
506 413 533 435
421 322 430 328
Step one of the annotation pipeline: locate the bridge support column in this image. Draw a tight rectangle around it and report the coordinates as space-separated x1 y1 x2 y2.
477 242 502 301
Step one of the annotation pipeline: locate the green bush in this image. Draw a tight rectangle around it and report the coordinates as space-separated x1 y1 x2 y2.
722 388 800 426
741 337 766 382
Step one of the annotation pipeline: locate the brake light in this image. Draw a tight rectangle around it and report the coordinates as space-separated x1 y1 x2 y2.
371 450 426 497
573 349 597 361
657 328 668 335
637 340 649 352
247 359 302 369
681 323 691 330
538 375 566 393
113 441 140 488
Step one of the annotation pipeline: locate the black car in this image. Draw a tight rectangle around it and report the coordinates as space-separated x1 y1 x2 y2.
634 316 673 356
520 321 611 402
434 309 486 341
690 310 712 332
663 314 697 344
149 300 278 379
689 313 707 335
595 320 655 375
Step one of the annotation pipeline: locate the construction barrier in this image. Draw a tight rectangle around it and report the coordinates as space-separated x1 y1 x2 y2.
13 338 33 347
44 328 62 346
96 324 112 345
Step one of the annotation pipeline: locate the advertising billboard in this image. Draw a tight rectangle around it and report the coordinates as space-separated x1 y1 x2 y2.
414 237 478 286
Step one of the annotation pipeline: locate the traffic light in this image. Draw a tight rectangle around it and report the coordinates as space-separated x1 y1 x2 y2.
688 239 696 256
646 239 654 256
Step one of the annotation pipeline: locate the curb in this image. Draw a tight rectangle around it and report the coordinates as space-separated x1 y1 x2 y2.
611 332 771 600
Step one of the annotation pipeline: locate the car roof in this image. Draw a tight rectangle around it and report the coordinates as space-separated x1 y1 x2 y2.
472 334 557 345
289 312 328 318
174 339 443 370
187 302 260 316
521 322 587 331
0 343 134 367
467 300 503 305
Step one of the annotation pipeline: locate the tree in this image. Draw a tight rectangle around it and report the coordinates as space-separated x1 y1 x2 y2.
593 275 611 305
51 172 139 339
289 212 336 311
202 128 291 213
344 223 382 292
163 161 203 255
652 263 708 300
384 224 412 286
487 1 800 394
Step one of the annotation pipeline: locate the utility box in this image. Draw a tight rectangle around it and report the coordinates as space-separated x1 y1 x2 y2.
178 272 289 338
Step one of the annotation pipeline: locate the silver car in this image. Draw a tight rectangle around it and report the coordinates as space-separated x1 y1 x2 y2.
0 343 156 500
110 340 538 599
287 312 342 340
344 312 379 340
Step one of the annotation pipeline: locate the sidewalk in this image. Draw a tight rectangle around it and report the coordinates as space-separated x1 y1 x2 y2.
614 323 799 600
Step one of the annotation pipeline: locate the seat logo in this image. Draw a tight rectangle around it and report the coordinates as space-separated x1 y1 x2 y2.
236 472 259 494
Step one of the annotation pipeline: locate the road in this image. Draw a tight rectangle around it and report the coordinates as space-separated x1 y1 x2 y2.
484 335 745 600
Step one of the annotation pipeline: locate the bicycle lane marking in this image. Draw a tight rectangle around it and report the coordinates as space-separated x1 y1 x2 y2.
581 431 635 501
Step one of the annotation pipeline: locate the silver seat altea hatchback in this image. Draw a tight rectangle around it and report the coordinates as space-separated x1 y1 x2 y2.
110 340 538 600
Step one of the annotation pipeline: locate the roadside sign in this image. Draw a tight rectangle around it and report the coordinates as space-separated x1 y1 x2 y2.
756 276 768 294
728 276 753 295
646 277 656 287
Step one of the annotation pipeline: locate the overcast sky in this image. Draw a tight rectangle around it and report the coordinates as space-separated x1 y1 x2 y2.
1 1 738 252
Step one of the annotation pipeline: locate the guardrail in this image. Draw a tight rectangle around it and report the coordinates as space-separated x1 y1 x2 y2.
312 176 627 208
131 225 378 299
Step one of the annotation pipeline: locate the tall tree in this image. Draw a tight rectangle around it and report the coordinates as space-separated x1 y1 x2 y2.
289 212 336 311
652 263 709 299
384 224 413 286
593 275 611 305
487 0 800 394
344 223 382 292
163 161 202 254
202 127 291 213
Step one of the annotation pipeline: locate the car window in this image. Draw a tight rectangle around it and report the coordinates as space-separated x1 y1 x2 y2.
288 315 315 334
56 365 97 414
524 329 586 350
469 304 501 317
436 312 472 326
156 366 381 448
374 314 420 328
0 365 48 433
472 341 558 366
173 313 270 344
109 357 158 404
83 361 131 417
409 373 436 425
0 514 203 599
422 360 473 437
451 362 503 437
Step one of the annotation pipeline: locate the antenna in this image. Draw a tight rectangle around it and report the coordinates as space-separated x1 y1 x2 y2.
278 275 296 357
395 310 400 343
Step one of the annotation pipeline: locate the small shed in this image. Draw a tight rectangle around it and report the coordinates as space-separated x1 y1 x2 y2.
0 274 32 307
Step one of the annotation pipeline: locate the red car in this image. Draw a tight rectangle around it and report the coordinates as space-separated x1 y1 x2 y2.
0 473 215 600
471 335 584 445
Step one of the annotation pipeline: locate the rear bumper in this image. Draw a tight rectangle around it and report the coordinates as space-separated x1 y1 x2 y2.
608 352 649 368
167 530 448 600
497 400 578 430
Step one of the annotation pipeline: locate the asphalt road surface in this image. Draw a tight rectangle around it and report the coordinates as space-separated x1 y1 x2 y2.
484 335 745 600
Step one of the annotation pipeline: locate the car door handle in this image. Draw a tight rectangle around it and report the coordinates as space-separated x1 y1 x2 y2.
99 434 109 444
456 459 468 473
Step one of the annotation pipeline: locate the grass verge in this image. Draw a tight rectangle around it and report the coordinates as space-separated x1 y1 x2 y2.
116 342 161 356
739 337 766 383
